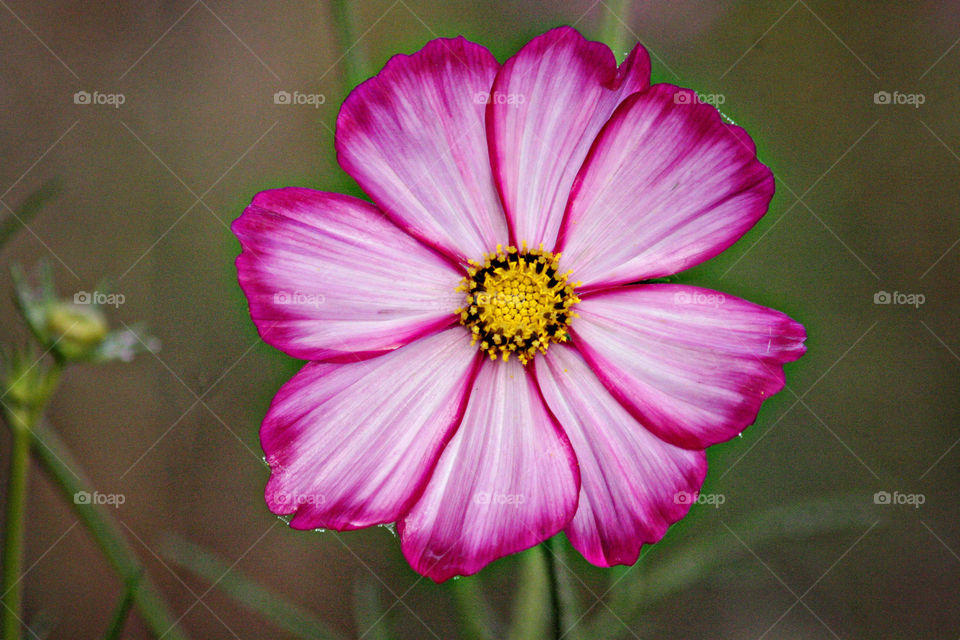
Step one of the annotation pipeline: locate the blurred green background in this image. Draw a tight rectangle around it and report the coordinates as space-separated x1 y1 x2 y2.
1 1 958 637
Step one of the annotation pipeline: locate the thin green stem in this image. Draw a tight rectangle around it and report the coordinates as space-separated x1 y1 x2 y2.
101 571 142 640
543 537 562 640
2 408 32 640
1 356 60 640
600 0 633 62
30 419 188 640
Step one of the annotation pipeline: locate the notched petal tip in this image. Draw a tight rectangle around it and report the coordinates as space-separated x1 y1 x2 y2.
232 188 463 361
557 83 777 288
536 344 708 568
488 25 651 252
261 329 479 532
572 285 807 451
335 34 508 263
397 358 580 582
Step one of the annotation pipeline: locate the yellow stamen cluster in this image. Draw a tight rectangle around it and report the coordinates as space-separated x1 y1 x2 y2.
456 244 580 364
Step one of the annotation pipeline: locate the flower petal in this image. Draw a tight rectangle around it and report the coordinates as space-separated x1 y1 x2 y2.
336 37 508 263
571 284 806 449
535 344 707 566
233 188 462 361
557 85 775 288
488 26 650 250
398 357 579 581
262 328 480 530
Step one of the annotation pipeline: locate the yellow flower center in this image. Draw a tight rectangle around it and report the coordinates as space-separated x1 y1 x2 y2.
456 244 580 364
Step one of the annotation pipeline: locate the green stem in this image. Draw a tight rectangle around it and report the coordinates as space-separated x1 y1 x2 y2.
543 538 562 640
30 419 188 640
600 0 633 62
450 575 498 640
329 0 367 96
1 408 32 640
1 357 60 640
101 571 142 640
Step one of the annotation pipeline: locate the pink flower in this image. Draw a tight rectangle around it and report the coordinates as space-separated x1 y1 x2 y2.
233 27 806 582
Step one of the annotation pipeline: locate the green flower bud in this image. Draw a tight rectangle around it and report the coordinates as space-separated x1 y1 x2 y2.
2 349 60 418
45 301 109 361
4 366 43 408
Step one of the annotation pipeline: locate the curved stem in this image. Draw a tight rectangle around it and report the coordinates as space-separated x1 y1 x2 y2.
2 408 32 640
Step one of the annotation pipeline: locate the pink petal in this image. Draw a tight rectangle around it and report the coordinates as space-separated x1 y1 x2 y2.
398 357 580 581
336 37 508 264
488 26 650 250
557 85 775 289
571 284 806 449
535 344 707 566
262 328 480 530
233 188 462 361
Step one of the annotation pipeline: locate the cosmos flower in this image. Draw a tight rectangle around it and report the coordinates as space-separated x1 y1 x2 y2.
233 26 806 582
